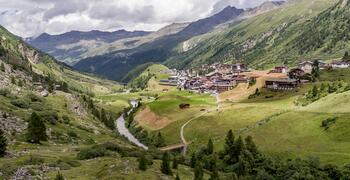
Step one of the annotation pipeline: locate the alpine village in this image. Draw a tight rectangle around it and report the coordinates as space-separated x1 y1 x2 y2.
2 0 350 179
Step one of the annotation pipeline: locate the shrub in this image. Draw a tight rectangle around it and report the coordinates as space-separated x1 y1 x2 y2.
30 102 45 111
10 99 30 108
0 88 10 96
24 155 45 165
321 117 337 130
62 115 70 124
77 146 108 160
67 131 78 138
27 93 42 102
38 110 59 125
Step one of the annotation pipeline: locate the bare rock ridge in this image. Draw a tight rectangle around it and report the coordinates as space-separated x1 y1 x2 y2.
341 0 349 8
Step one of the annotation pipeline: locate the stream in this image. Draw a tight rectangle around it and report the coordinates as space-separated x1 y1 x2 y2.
116 100 148 150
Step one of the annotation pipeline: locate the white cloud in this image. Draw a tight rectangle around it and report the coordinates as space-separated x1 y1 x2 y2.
0 0 274 38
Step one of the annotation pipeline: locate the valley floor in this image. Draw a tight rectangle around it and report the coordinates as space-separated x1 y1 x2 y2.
132 69 350 165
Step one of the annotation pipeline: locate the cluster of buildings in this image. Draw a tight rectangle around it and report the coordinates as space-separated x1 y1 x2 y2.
159 58 350 94
159 63 253 94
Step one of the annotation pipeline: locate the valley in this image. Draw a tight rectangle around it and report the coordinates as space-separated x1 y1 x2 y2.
1 0 350 179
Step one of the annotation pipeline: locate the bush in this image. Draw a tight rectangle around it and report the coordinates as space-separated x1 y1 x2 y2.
67 131 78 138
24 155 45 165
10 99 30 108
38 110 59 125
62 115 70 124
30 102 45 111
0 88 10 96
321 117 337 130
77 146 108 160
27 93 42 102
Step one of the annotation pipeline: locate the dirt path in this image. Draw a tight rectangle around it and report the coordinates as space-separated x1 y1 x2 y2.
180 111 209 155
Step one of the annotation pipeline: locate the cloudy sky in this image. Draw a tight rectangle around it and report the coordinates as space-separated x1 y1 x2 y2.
0 0 273 38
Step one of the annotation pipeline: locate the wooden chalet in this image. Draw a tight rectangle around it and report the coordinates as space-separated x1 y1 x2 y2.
270 66 288 73
298 61 313 73
265 78 300 90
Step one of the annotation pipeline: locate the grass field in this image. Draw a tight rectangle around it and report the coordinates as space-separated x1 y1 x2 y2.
135 69 350 165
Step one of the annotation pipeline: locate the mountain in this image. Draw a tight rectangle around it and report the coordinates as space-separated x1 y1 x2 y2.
163 0 339 70
26 30 151 64
178 6 244 36
80 23 190 60
243 1 285 18
74 6 246 81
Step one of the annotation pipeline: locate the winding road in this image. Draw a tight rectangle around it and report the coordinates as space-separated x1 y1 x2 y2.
116 100 148 150
180 93 220 155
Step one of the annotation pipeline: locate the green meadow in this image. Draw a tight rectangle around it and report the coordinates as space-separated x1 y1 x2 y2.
136 69 350 165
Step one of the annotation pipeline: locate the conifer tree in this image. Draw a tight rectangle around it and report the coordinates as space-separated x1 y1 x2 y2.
0 129 7 157
194 162 204 180
209 154 219 180
223 130 236 164
173 157 178 169
100 108 107 124
139 154 147 171
245 136 259 157
190 153 197 168
235 136 246 160
55 171 65 180
155 132 165 147
343 51 350 61
312 85 318 98
312 60 320 79
0 62 5 72
26 112 47 144
10 76 16 84
161 152 172 175
207 138 214 155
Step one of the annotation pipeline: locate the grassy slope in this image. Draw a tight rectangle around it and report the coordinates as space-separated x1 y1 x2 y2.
1 25 194 179
165 0 338 69
135 69 350 165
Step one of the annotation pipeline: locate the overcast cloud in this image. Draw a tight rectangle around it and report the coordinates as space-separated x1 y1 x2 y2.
0 0 274 38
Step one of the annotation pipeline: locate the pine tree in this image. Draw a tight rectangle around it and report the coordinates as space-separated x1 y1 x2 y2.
312 85 318 98
312 60 320 79
61 82 69 92
10 76 16 84
0 62 5 72
161 152 172 175
194 162 204 180
190 153 197 168
343 51 350 61
223 130 236 164
172 157 178 169
100 108 107 124
26 112 47 144
209 154 219 180
235 136 246 158
245 136 259 157
138 154 147 171
207 138 214 154
0 129 7 157
55 171 65 180
155 132 165 147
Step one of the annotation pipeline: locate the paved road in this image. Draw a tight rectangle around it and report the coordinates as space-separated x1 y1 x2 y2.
116 100 148 150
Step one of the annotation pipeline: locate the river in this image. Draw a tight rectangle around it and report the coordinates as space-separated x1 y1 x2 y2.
116 100 148 150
